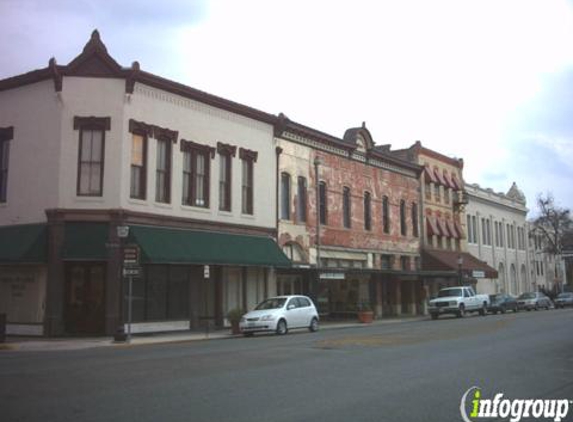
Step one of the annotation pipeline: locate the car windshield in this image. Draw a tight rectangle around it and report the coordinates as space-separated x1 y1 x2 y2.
518 293 535 299
438 288 462 298
255 298 287 310
490 294 503 303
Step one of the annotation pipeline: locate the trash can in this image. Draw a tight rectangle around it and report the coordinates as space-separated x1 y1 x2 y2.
0 313 6 343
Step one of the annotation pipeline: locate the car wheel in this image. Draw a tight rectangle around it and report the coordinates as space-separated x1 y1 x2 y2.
500 305 506 314
276 319 288 335
492 310 498 315
309 317 319 332
457 304 465 318
479 303 487 316
514 306 519 313
534 304 539 311
431 313 438 320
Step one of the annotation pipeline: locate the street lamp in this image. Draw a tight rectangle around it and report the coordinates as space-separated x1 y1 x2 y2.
457 255 464 286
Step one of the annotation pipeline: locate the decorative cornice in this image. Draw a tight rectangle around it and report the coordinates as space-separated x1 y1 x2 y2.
217 141 237 157
128 119 153 137
73 116 111 131
0 126 14 142
153 125 178 144
239 147 258 162
180 139 216 158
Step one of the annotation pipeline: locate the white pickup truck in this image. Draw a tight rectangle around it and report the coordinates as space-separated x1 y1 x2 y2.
428 286 489 320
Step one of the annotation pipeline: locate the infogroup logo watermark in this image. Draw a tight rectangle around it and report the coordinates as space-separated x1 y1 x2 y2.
460 386 572 422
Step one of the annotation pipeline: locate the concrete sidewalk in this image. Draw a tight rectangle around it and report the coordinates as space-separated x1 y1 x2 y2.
1 316 426 352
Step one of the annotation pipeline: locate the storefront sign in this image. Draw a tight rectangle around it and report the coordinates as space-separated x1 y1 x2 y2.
472 270 485 279
123 245 139 266
123 267 141 278
319 272 345 280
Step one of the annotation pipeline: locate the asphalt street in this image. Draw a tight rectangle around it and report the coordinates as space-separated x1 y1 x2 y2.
2 309 573 422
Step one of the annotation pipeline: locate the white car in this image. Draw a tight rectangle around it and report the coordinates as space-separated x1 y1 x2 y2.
239 295 319 336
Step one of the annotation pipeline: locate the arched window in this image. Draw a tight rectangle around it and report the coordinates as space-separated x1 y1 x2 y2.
343 187 351 229
364 192 372 231
382 196 390 234
280 172 291 220
319 181 327 225
400 200 407 236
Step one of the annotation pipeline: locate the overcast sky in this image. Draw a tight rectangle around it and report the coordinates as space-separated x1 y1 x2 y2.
1 0 572 215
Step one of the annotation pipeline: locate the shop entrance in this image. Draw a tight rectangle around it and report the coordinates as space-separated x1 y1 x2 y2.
64 263 106 335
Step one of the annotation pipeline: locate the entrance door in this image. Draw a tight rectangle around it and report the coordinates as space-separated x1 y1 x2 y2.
65 263 106 335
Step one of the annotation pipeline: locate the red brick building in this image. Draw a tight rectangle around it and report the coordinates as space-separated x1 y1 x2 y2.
275 116 426 318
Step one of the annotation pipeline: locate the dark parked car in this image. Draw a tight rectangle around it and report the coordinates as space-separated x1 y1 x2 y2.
554 292 573 309
517 292 552 311
488 294 518 314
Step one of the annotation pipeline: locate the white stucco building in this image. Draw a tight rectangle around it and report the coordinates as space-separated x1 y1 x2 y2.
0 30 289 336
465 182 531 295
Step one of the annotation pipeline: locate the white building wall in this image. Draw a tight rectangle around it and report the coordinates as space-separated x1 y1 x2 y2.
0 80 62 225
465 184 530 296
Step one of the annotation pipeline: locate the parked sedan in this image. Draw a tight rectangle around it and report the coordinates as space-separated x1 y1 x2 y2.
517 292 552 311
239 295 319 336
554 292 573 309
488 294 518 314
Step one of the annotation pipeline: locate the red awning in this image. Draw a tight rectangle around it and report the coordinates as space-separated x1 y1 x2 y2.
443 172 456 189
426 216 440 236
451 174 462 191
437 218 450 237
424 166 437 183
447 220 459 238
434 168 447 186
421 249 498 279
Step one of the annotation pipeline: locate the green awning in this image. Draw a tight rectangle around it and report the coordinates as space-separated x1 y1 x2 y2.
0 224 47 263
63 222 108 260
128 225 291 267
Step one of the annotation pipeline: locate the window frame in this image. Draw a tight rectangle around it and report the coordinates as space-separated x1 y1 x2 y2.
364 191 372 231
217 142 236 212
297 176 307 223
181 139 215 208
400 200 407 236
319 181 328 226
73 116 110 197
155 136 172 204
0 126 13 203
411 202 419 237
382 196 390 234
343 186 352 229
240 148 257 215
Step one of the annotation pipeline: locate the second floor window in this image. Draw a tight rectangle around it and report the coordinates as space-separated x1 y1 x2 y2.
319 181 327 225
182 148 211 208
241 158 254 215
382 196 390 234
280 172 291 220
130 133 147 199
364 192 372 231
297 176 307 222
155 138 171 203
400 200 407 236
343 187 351 229
78 129 104 196
411 203 419 237
0 127 12 203
219 153 232 211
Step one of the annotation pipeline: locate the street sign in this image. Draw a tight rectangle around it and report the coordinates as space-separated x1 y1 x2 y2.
204 265 210 279
123 245 139 266
123 267 141 277
117 226 129 238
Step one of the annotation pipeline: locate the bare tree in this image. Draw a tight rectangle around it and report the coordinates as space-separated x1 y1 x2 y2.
533 193 572 290
534 193 571 254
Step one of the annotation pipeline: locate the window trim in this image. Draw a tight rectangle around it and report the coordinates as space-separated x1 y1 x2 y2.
0 126 13 203
128 120 152 200
155 136 172 204
217 142 236 212
73 116 110 197
241 154 255 215
364 191 372 231
343 187 352 229
181 139 215 208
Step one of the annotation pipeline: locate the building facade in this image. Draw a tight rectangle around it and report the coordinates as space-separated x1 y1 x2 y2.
391 141 497 295
275 118 426 318
465 182 530 295
0 31 289 337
